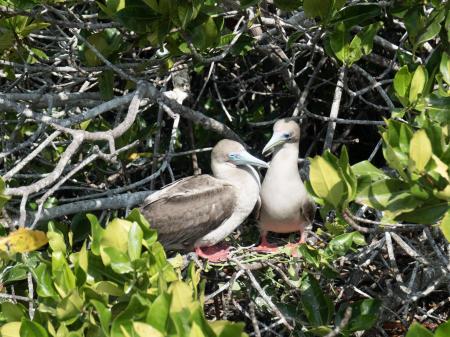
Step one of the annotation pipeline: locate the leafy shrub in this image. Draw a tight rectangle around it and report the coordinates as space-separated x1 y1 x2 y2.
0 210 246 337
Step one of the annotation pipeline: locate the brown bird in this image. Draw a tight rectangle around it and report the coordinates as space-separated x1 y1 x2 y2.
255 119 315 252
140 139 268 262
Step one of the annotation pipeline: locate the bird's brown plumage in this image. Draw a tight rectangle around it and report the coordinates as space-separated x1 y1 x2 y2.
139 175 237 251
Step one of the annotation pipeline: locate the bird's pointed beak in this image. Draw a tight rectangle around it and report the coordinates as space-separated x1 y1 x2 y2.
262 132 286 156
229 151 269 168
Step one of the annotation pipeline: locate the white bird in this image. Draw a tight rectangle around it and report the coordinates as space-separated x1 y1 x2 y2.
255 119 315 252
140 139 268 261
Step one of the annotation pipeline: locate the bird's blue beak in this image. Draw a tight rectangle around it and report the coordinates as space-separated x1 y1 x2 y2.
262 132 287 156
228 151 269 168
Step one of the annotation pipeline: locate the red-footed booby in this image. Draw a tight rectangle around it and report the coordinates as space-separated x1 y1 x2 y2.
140 139 268 262
255 119 315 253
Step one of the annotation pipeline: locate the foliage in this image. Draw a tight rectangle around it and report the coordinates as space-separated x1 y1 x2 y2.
0 210 247 337
406 320 450 337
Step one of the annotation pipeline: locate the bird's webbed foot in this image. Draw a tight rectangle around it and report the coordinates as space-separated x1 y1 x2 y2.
195 244 230 262
253 235 280 253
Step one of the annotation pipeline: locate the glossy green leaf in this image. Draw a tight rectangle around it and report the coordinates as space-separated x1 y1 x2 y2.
88 213 103 256
303 0 333 20
332 4 381 28
309 154 346 209
409 130 432 172
34 263 58 298
274 0 301 11
394 65 412 99
147 292 171 333
128 221 143 261
327 232 366 256
133 322 164 337
1 302 25 322
329 22 349 64
352 161 388 180
405 322 434 337
439 210 450 242
300 273 333 325
397 201 449 224
440 52 450 85
409 65 427 102
90 300 112 336
47 222 66 254
56 290 84 321
1 322 22 337
103 247 133 274
356 179 418 211
19 319 48 337
435 320 450 337
415 9 445 47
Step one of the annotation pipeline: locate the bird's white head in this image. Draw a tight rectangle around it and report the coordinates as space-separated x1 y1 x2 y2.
212 139 269 169
262 119 300 156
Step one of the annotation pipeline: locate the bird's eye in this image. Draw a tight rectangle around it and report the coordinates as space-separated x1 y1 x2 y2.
283 133 291 139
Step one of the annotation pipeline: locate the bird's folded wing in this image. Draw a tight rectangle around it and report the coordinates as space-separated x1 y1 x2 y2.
139 175 237 250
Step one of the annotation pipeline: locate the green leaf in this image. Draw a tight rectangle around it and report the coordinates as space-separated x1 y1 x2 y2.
439 210 450 242
329 22 349 64
435 320 450 337
169 281 195 313
146 293 171 333
19 319 48 337
409 65 428 103
300 273 333 326
303 0 333 21
409 130 432 172
405 322 434 337
336 299 381 332
88 213 103 256
274 0 301 11
440 52 450 85
332 4 381 28
352 161 388 180
356 179 418 212
1 322 22 337
47 222 67 254
128 221 143 261
103 247 133 274
394 65 412 99
56 290 84 322
178 2 194 29
133 322 164 337
397 201 449 224
0 29 14 52
34 263 58 298
309 154 346 208
1 302 25 322
347 22 381 65
415 9 445 47
297 245 320 268
90 300 112 336
116 2 159 33
327 232 366 256
190 16 219 50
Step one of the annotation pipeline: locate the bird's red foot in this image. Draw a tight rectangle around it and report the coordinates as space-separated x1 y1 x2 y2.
195 244 230 262
253 242 280 253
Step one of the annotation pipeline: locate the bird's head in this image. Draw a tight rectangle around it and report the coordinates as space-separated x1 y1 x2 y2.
262 119 300 156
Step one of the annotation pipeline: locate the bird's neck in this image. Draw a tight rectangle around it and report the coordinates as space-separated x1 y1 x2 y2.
270 142 299 174
213 163 260 206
